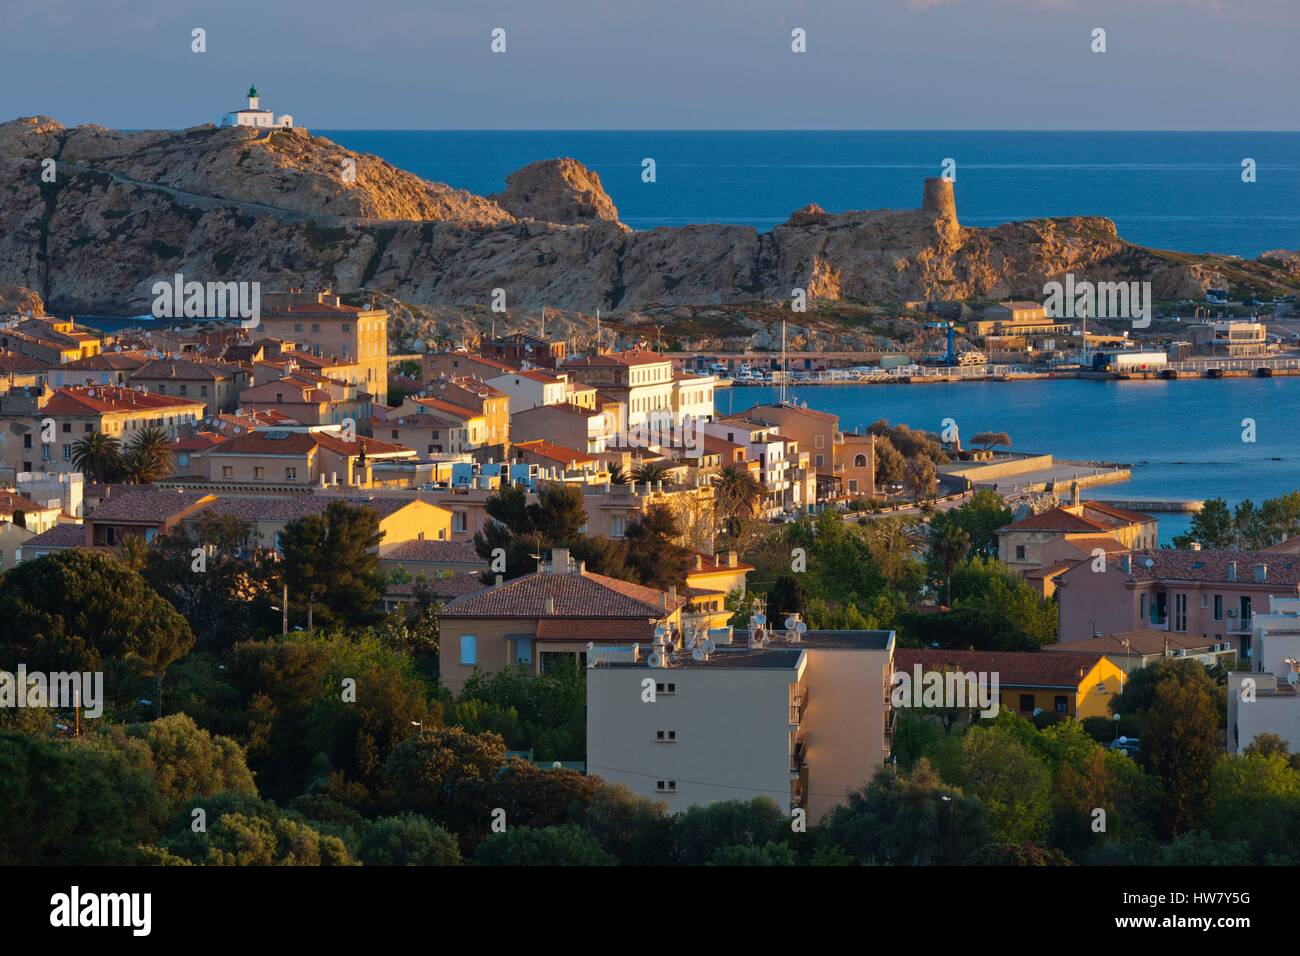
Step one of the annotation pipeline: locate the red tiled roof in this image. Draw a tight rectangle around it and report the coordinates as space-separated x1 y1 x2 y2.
42 385 206 415
171 431 227 452
22 522 87 550
564 349 667 368
1060 535 1129 557
512 439 594 465
893 648 1109 689
131 359 235 381
384 539 486 565
535 618 660 643
1045 630 1220 657
439 568 684 619
0 490 47 516
1081 500 1156 524
1105 548 1300 586
1002 507 1108 533
89 487 215 524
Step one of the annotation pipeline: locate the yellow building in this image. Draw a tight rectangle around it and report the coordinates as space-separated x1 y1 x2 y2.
893 648 1123 720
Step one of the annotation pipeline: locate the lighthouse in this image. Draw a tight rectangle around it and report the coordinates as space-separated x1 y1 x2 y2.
217 84 295 129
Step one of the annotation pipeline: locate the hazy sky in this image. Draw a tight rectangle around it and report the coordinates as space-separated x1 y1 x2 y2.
4 0 1297 130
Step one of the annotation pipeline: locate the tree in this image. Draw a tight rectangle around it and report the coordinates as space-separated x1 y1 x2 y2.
623 504 692 590
280 501 385 630
472 824 617 866
873 435 906 486
904 455 937 503
358 815 462 866
940 489 1012 557
671 798 788 865
151 794 352 866
71 431 125 483
1243 732 1300 771
713 465 763 538
607 462 629 485
765 574 808 625
381 727 507 841
123 425 174 484
1142 677 1222 835
1172 497 1234 549
0 550 194 708
941 722 1052 845
631 461 674 487
708 842 797 865
1206 753 1300 862
927 519 970 605
473 483 591 582
817 760 990 865
970 431 1012 452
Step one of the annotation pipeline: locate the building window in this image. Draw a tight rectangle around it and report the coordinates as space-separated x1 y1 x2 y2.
611 516 626 537
453 513 467 533
459 635 477 665
285 467 297 480
814 454 824 468
1174 592 1187 632
23 434 31 448
61 422 71 433
1015 545 1026 560
1018 694 1034 713
222 466 233 479
656 780 677 792
254 466 265 479
63 445 72 460
655 730 677 742
1054 695 1068 713
84 423 93 432
1213 595 1223 621
854 454 867 467
655 682 676 695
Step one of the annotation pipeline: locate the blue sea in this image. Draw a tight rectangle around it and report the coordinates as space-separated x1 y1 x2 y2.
735 378 1300 540
320 130 1300 257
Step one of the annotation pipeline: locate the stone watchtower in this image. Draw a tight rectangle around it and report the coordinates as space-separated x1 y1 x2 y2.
921 177 958 224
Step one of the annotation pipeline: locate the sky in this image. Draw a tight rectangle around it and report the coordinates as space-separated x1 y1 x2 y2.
3 0 1297 130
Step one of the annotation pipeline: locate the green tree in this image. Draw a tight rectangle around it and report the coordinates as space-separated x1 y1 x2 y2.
71 430 126 483
123 425 175 484
280 501 385 630
358 814 462 866
941 489 1012 557
872 435 906 486
969 431 1012 452
1172 497 1234 549
941 722 1052 844
1142 677 1222 835
472 824 617 866
381 727 507 841
0 550 194 709
623 504 692 590
1206 753 1300 862
818 760 990 865
707 842 797 865
904 455 938 503
927 519 970 605
672 797 789 866
765 573 808 625
713 464 763 539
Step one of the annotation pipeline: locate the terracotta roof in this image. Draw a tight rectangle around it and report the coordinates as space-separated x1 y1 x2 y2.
1081 500 1156 524
689 552 754 574
401 396 477 420
535 618 660 643
42 385 206 415
0 351 52 373
1002 507 1108 533
893 648 1108 689
89 487 214 524
0 490 48 516
512 439 594 465
384 539 486 565
564 349 667 368
1044 630 1222 657
171 431 227 452
197 494 415 523
21 522 86 550
61 352 151 371
387 574 488 601
132 359 234 381
211 430 412 458
1104 549 1300 586
440 568 684 619
747 401 838 424
514 402 601 419
1060 535 1130 557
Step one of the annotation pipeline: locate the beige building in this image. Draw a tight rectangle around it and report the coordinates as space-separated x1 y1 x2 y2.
0 384 206 482
586 623 895 820
437 547 687 695
997 501 1159 597
259 290 389 404
131 358 249 417
511 402 617 453
205 427 415 488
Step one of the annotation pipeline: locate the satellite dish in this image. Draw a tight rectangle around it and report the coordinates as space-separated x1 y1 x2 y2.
1118 735 1128 744
647 652 662 668
753 613 767 626
701 639 716 653
1288 672 1300 686
691 647 705 661
796 621 807 634
785 616 797 630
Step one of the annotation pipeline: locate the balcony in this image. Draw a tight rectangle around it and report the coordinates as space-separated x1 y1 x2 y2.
790 738 807 774
789 689 808 725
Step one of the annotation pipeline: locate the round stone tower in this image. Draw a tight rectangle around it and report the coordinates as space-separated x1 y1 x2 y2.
921 177 958 225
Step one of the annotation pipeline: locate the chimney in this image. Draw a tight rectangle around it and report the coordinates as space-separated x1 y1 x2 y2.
1227 561 1238 582
1254 563 1267 583
1190 541 1201 551
694 554 704 571
551 547 570 573
727 550 738 568
544 596 555 614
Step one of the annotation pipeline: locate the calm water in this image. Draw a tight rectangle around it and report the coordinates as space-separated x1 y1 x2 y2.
321 130 1300 256
733 378 1300 540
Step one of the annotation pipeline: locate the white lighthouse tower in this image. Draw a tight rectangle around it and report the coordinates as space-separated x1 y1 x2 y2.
217 84 295 129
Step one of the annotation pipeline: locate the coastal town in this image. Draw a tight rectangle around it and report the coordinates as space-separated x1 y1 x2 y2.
2 272 1299 872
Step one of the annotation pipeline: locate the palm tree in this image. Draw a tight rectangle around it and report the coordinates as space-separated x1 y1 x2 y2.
632 461 674 487
928 522 970 605
713 465 763 536
71 431 125 483
114 534 150 573
607 462 629 485
124 426 175 484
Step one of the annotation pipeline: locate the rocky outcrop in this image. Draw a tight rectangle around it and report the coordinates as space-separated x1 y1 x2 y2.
0 286 44 315
491 158 624 228
0 116 1295 316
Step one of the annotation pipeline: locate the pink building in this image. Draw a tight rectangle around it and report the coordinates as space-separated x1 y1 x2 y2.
1055 548 1300 659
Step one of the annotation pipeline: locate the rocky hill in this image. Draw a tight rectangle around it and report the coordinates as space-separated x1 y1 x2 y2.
1 116 1296 319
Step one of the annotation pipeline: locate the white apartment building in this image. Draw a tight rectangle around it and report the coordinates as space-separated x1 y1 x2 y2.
1227 596 1300 754
704 416 803 515
587 622 895 821
486 369 570 412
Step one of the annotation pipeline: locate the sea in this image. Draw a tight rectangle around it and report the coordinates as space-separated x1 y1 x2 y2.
78 130 1300 534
